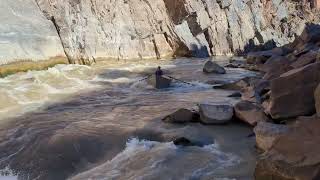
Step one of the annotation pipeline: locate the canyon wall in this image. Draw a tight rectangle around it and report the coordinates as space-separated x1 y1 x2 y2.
0 0 319 66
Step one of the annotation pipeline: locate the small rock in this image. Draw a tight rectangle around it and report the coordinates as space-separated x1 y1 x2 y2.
162 108 198 123
173 137 193 146
234 101 269 126
203 60 226 74
228 92 242 98
254 122 289 152
199 102 234 124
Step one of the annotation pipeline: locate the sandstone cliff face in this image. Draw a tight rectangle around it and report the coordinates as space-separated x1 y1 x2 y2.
0 0 319 65
0 0 66 64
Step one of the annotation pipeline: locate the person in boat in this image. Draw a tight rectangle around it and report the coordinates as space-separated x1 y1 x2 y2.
155 66 163 77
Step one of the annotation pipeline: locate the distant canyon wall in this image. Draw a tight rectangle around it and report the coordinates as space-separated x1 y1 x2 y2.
0 0 319 65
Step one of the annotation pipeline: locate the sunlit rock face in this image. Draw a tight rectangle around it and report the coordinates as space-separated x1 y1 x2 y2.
0 0 66 65
1 0 320 64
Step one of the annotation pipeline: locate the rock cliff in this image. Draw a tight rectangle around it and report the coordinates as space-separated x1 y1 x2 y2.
0 0 319 66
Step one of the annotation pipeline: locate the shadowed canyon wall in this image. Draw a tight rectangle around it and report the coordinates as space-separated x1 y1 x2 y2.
0 0 319 67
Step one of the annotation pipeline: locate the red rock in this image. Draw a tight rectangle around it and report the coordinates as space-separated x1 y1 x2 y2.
266 62 320 119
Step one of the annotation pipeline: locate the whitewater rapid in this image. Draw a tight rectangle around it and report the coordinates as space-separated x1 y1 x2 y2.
0 58 257 180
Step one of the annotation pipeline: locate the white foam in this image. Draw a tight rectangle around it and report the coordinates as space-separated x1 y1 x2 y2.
71 138 241 180
0 64 99 120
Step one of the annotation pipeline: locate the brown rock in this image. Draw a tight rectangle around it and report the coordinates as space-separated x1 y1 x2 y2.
261 56 294 80
234 101 269 126
255 116 320 180
254 122 289 151
266 62 320 119
162 108 199 123
291 50 318 69
315 84 320 117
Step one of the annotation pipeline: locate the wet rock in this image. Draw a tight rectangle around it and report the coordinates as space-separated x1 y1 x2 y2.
203 61 226 74
162 108 199 123
254 122 289 151
173 137 194 146
228 92 242 98
255 116 320 180
315 84 320 117
266 62 320 119
214 76 260 91
234 101 269 126
199 102 234 124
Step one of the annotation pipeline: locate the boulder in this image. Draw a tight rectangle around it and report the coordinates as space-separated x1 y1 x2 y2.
254 122 289 151
291 50 318 69
247 49 284 65
234 101 269 126
162 108 198 123
203 61 226 74
315 84 320 117
255 116 320 180
261 56 294 80
266 62 320 119
198 102 234 124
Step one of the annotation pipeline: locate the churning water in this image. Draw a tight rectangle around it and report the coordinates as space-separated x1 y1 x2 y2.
0 58 257 180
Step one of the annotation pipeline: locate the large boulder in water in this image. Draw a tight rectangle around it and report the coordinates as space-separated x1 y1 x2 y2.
162 108 199 123
234 101 269 126
203 61 226 74
255 116 320 180
254 122 289 152
315 84 320 117
198 102 233 124
265 62 320 119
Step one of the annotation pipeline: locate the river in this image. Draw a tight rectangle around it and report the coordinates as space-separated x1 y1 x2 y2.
0 57 257 180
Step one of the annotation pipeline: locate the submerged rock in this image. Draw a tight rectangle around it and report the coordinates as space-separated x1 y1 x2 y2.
199 102 233 124
173 137 194 146
162 108 199 124
234 101 269 126
203 61 226 74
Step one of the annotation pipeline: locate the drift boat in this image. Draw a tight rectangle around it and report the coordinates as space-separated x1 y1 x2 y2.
148 76 172 89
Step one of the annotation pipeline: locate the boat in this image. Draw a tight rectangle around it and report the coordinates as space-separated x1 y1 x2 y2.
148 75 172 89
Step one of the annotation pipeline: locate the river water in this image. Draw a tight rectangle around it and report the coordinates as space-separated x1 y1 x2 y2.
0 58 257 180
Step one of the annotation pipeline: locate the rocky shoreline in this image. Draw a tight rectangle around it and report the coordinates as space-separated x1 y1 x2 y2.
162 23 320 179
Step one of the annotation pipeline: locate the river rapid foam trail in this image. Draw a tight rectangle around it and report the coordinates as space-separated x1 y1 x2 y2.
0 58 257 180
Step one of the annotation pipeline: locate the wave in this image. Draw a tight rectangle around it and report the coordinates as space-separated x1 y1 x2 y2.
70 138 241 180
